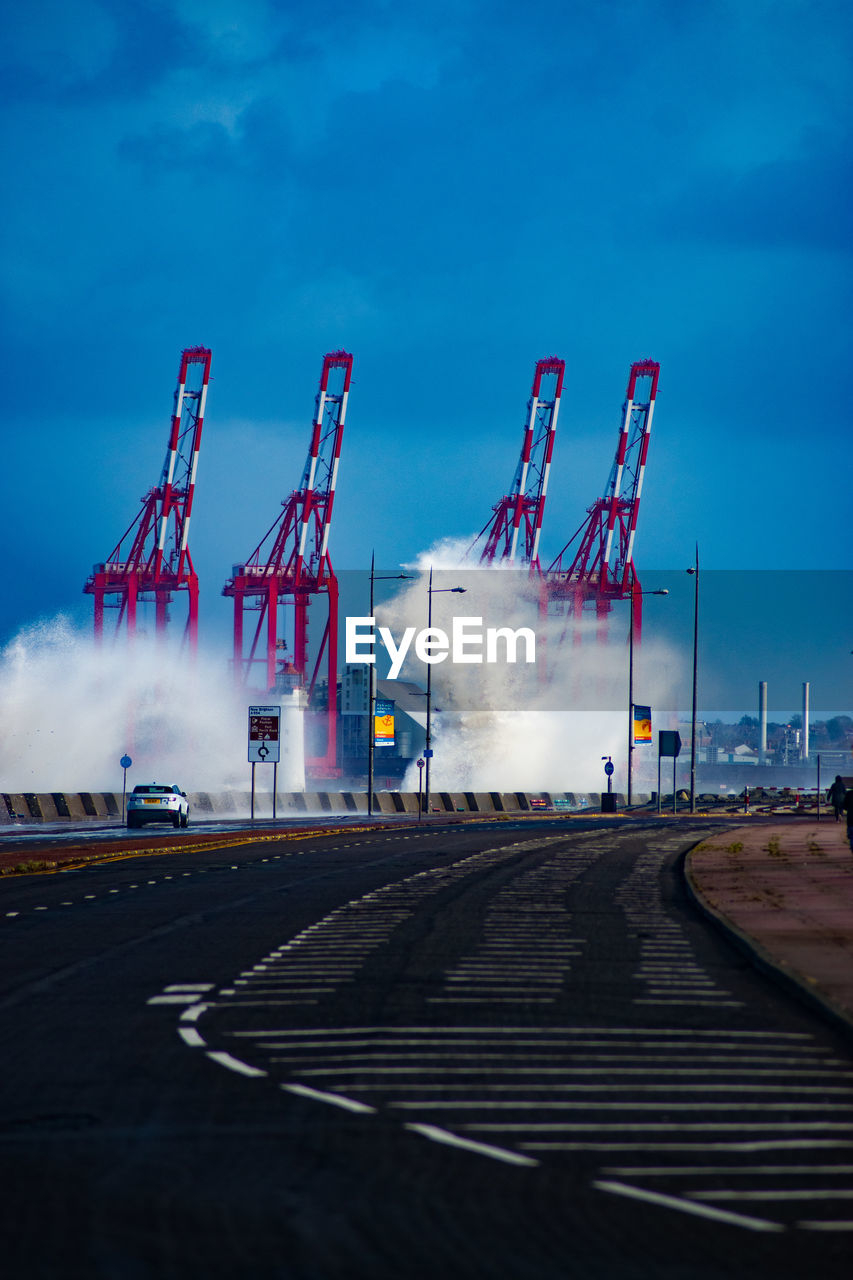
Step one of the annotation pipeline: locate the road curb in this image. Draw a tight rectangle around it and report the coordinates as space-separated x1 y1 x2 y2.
681 842 853 1047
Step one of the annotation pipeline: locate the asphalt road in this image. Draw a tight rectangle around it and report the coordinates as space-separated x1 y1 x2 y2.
1 817 851 1279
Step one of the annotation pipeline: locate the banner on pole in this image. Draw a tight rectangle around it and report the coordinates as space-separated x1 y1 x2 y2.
633 704 652 744
374 699 395 749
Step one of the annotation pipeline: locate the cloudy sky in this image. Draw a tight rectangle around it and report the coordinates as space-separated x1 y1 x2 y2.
2 0 850 709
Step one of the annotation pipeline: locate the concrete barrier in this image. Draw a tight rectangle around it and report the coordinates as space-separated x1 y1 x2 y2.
2 788 658 823
3 793 31 820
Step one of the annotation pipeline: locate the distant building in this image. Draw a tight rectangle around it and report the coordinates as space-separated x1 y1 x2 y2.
339 665 427 785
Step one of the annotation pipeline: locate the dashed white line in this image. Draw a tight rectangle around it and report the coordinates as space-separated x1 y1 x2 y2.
179 1027 206 1048
690 1188 853 1202
593 1181 784 1232
798 1219 853 1231
147 993 203 1005
406 1122 540 1167
180 1003 209 1022
282 1084 377 1114
205 1051 267 1078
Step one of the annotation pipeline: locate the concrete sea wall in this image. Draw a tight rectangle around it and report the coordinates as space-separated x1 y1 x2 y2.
1 790 631 823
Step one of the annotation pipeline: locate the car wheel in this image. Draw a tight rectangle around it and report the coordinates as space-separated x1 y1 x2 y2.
181 811 189 828
172 811 181 828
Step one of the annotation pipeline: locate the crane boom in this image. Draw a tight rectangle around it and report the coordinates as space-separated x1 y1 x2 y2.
471 357 565 568
84 346 212 649
223 351 353 776
544 359 659 635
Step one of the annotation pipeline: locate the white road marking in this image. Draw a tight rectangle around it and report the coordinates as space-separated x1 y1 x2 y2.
350 1084 853 1095
214 1025 817 1039
180 1003 209 1022
406 1122 539 1167
179 1027 206 1048
286 1065 853 1079
603 1164 853 1176
689 1188 853 1202
798 1220 853 1231
147 993 202 1005
525 1140 853 1152
593 1181 784 1232
282 1084 377 1114
463 1121 853 1134
166 983 215 992
205 1051 267 1077
636 1000 746 1007
388 1099 853 1114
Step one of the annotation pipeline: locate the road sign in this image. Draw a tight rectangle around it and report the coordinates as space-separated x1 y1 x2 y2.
659 730 682 758
604 761 614 777
248 705 281 764
120 755 132 769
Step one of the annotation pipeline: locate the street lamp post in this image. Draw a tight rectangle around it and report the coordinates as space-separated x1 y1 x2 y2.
686 544 699 814
424 567 466 817
628 584 668 806
367 553 412 818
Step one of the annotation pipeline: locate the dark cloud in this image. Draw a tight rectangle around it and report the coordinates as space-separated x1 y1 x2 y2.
1 0 852 653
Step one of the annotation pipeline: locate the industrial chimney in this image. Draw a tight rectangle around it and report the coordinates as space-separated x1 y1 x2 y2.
801 681 810 761
758 681 768 765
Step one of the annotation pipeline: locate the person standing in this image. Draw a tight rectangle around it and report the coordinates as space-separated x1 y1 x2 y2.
827 775 847 821
845 788 853 854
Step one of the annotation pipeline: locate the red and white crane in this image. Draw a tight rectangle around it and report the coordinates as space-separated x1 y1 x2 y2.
470 357 565 568
223 351 352 776
543 359 659 636
84 347 212 650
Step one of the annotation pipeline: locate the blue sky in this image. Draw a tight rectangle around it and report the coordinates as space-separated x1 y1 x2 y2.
2 0 851 714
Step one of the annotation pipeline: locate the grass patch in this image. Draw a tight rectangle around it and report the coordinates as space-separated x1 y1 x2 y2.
766 835 783 857
0 860 58 876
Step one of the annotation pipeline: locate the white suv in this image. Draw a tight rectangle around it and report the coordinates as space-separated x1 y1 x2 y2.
127 784 189 829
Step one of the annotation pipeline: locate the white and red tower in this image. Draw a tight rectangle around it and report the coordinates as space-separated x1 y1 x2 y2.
543 359 659 637
84 347 212 651
223 351 352 777
470 357 565 568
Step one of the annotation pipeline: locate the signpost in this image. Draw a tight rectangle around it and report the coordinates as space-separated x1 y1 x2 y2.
119 754 132 823
416 757 425 823
248 706 281 820
658 730 682 814
601 755 616 812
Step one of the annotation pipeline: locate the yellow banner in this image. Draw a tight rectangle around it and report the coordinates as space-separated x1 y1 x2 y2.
633 705 652 744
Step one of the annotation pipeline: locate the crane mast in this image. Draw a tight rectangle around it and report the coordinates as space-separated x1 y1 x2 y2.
544 359 659 636
223 351 353 776
84 346 212 650
471 357 565 568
